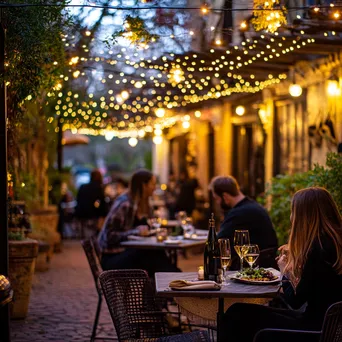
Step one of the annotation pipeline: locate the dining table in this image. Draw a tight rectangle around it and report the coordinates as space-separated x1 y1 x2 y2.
155 271 281 342
120 230 207 267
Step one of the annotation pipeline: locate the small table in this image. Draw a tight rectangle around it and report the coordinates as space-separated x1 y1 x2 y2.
155 272 280 342
121 237 206 267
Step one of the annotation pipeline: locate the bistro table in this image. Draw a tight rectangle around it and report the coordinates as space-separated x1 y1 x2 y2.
155 272 281 342
120 235 206 268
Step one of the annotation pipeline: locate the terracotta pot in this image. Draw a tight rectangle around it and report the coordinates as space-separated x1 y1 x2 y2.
9 239 38 319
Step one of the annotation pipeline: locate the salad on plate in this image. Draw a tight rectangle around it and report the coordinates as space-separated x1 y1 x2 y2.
233 267 280 283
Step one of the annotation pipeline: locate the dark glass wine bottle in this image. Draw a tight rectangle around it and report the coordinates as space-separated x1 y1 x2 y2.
204 213 222 283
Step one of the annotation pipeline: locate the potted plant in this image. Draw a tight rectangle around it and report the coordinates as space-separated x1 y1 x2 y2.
8 230 38 319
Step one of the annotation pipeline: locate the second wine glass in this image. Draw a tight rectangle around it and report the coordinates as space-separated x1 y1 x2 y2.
243 244 260 268
219 238 231 286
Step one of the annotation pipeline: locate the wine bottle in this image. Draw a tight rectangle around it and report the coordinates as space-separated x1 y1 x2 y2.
204 213 222 282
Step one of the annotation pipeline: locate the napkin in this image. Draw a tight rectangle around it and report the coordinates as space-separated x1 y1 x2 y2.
169 279 221 291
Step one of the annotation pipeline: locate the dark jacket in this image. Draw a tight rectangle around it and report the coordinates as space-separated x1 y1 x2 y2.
283 236 342 329
217 197 278 269
75 181 107 220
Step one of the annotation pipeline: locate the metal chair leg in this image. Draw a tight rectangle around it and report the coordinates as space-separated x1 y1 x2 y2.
91 294 102 342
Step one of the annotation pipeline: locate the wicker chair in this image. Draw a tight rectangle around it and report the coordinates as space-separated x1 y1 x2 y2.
253 301 342 342
99 269 210 342
81 239 116 341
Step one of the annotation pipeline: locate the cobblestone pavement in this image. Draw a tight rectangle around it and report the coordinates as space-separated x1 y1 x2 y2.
11 240 203 342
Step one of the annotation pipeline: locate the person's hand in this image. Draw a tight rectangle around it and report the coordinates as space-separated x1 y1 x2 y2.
278 244 289 255
277 254 288 274
137 225 149 236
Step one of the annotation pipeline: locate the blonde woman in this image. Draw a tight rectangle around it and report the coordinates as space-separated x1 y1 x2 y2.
221 187 342 342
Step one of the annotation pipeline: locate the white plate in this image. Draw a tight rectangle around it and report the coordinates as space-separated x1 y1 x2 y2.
230 268 281 285
184 235 207 241
164 240 182 245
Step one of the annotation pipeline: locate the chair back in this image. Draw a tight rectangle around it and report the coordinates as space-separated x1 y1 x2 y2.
90 235 102 260
320 301 342 342
81 239 103 294
256 247 278 270
99 269 168 342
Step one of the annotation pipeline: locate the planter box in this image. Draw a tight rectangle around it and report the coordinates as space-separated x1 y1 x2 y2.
29 206 61 259
9 239 38 319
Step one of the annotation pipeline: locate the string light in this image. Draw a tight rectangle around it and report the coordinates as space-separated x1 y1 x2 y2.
54 28 320 135
155 108 165 118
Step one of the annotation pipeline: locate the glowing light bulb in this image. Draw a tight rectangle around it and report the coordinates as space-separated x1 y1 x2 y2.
105 132 115 141
134 81 143 88
327 80 341 96
240 21 247 29
289 84 302 97
182 121 190 129
121 90 129 100
235 105 245 116
155 108 165 118
201 5 209 15
194 110 201 118
153 136 163 144
128 137 138 147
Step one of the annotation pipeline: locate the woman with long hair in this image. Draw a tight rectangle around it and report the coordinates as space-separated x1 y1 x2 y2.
98 169 180 274
221 187 342 342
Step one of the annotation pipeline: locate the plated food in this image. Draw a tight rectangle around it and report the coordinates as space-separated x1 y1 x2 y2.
230 267 281 284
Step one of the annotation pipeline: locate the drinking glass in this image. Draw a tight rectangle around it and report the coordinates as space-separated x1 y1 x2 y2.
176 211 187 225
243 244 260 268
234 230 250 271
219 238 231 286
182 217 195 238
150 217 162 230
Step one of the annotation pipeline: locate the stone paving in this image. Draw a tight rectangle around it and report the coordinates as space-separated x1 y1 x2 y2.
11 240 203 342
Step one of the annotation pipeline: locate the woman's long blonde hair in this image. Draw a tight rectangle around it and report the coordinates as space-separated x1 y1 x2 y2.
287 187 342 279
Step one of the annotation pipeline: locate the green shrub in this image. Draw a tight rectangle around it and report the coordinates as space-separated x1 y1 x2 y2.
8 231 24 241
260 153 342 245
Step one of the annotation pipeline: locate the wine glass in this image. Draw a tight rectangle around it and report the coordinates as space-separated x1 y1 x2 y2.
150 217 162 230
182 217 195 238
234 230 250 271
219 238 231 286
243 244 260 268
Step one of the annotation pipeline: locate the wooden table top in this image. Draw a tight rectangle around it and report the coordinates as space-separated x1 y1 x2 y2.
121 237 206 250
155 272 280 298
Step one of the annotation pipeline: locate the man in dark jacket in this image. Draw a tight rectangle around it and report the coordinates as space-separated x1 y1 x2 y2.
209 176 278 270
75 169 108 238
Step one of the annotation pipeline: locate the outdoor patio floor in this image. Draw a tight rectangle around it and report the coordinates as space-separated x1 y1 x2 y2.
10 239 203 342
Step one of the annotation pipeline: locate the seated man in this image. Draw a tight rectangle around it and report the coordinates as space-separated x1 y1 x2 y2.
209 176 278 270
